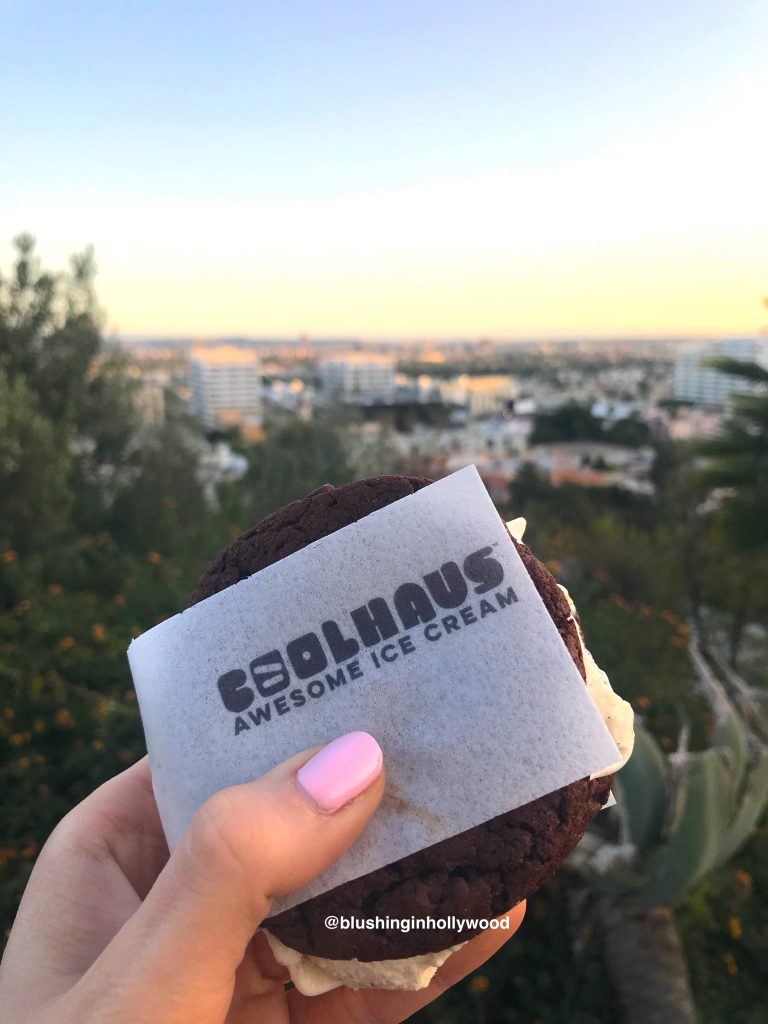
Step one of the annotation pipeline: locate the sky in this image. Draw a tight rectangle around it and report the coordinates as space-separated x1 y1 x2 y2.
1 0 767 340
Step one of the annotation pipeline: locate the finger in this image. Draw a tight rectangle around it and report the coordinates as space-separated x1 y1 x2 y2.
427 901 526 994
288 902 526 1024
67 731 385 1024
64 755 170 900
0 756 168 1015
223 933 290 1024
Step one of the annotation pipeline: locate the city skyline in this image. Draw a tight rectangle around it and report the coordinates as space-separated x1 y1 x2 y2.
2 1 767 339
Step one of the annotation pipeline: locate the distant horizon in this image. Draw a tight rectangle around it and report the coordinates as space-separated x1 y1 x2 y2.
116 331 758 347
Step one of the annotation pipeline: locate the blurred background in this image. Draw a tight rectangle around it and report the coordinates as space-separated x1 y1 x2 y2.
1 3 767 1022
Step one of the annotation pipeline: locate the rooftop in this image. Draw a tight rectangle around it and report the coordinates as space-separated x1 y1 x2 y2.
190 346 260 366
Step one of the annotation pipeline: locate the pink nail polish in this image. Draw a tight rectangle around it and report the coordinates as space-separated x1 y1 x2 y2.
297 731 383 812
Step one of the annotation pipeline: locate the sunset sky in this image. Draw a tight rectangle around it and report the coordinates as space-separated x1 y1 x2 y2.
2 1 766 339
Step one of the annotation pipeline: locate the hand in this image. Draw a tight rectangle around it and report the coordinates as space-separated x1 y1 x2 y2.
0 731 525 1023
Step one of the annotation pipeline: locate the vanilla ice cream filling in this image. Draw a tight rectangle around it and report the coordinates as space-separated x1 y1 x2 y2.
265 516 634 995
264 931 467 995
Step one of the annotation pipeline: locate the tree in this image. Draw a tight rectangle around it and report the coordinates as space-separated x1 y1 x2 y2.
529 402 605 445
698 539 768 670
0 234 141 553
0 370 72 555
696 356 768 552
241 417 355 523
604 415 650 447
0 237 225 941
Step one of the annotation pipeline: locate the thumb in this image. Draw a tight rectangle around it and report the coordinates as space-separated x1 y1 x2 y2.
72 731 384 1020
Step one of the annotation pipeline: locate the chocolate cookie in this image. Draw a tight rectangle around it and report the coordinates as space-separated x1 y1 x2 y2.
190 475 612 961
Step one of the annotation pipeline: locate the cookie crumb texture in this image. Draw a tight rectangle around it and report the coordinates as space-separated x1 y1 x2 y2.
190 475 612 961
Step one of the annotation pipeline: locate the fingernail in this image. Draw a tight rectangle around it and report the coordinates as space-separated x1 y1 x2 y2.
297 731 383 812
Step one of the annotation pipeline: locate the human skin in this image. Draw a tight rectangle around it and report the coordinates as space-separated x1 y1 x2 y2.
0 734 525 1024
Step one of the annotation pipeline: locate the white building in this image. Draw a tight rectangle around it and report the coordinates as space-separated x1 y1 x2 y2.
320 354 396 399
674 338 768 406
189 346 262 428
441 375 518 418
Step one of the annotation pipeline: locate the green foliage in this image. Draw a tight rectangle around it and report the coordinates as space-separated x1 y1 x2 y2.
704 356 768 386
528 401 650 447
603 415 651 447
677 823 768 1024
0 369 72 553
0 235 142 537
105 415 218 559
505 469 695 731
696 357 768 552
530 402 605 445
241 416 356 522
0 237 234 939
509 463 658 534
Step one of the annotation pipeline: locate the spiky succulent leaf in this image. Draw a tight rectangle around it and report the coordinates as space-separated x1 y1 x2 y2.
710 693 749 792
688 638 749 790
633 749 732 908
716 749 768 867
615 725 667 852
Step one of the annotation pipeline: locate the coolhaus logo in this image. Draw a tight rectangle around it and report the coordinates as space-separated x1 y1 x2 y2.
218 545 518 736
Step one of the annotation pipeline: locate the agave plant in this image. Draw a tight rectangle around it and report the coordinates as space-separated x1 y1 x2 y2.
572 630 768 1024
